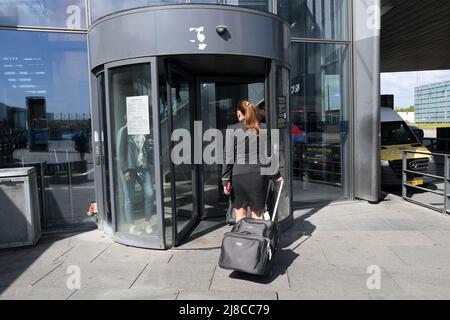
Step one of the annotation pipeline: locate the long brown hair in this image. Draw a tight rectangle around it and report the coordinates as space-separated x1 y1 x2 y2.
237 100 260 136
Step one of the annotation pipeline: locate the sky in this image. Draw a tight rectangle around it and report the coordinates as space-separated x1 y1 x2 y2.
381 70 450 109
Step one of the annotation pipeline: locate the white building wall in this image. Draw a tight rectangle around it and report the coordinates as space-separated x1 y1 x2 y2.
397 112 415 123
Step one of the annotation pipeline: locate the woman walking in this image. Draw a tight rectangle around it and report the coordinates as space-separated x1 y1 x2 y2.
222 100 283 222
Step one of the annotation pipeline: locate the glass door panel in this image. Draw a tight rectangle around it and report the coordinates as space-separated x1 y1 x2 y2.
199 80 265 219
108 63 158 239
167 65 198 246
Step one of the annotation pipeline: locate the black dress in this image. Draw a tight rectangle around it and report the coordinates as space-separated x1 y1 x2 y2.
222 121 281 210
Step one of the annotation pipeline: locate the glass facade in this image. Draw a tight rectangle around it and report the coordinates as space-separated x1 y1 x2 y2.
0 29 92 229
290 42 350 204
1 0 353 240
0 0 87 29
90 0 271 22
278 0 348 40
415 81 450 123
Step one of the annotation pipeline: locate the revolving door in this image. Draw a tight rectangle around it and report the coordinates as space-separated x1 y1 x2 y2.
89 5 292 249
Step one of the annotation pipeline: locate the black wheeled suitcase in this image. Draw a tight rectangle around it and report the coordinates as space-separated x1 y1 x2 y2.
219 180 284 276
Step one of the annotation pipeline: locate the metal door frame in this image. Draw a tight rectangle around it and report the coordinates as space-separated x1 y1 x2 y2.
166 60 201 247
195 74 268 221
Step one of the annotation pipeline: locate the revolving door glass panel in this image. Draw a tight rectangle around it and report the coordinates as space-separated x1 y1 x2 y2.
199 80 265 219
108 63 159 239
168 68 198 246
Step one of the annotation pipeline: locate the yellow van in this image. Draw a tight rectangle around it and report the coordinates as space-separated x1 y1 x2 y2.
381 107 434 186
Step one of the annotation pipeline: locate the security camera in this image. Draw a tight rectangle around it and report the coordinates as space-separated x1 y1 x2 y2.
216 25 228 36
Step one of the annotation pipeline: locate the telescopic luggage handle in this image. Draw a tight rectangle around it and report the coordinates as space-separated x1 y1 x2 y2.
272 180 284 222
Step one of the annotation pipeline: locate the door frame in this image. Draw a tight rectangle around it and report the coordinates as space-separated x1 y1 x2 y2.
166 61 201 247
195 75 268 221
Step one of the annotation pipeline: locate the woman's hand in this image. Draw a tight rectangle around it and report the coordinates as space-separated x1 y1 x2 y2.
275 176 284 184
223 186 231 196
123 171 132 182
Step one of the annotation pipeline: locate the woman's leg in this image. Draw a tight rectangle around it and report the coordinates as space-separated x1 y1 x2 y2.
251 208 263 220
235 208 248 222
120 173 136 224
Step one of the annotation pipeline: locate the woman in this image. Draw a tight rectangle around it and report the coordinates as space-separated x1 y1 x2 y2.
222 100 283 222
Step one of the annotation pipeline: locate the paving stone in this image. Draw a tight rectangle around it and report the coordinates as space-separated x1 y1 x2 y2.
421 230 450 247
385 218 450 231
277 288 371 300
169 249 221 266
93 243 173 264
210 264 289 292
54 243 112 264
388 245 450 269
133 262 215 290
0 259 63 287
69 288 179 300
68 231 114 245
319 244 407 270
308 231 435 247
345 218 394 231
287 263 403 299
386 267 450 298
0 286 74 300
177 290 278 300
34 262 147 289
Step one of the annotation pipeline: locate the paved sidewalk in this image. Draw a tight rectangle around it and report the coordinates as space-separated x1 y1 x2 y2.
1 193 450 300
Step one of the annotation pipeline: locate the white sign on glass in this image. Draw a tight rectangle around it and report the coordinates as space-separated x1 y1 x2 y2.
126 96 150 135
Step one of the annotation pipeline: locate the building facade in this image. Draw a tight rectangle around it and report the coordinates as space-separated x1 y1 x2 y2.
0 1 380 248
415 81 450 123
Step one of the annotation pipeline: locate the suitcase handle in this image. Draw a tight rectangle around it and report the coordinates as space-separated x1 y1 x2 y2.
272 180 284 222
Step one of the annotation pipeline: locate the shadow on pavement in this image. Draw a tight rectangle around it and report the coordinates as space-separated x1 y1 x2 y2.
0 230 90 295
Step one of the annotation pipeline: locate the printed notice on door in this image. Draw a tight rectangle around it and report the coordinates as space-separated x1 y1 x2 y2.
126 96 150 135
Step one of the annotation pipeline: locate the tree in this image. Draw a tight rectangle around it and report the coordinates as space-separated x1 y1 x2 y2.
395 106 415 113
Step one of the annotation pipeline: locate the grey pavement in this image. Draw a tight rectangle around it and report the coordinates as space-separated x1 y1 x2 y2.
2 193 450 300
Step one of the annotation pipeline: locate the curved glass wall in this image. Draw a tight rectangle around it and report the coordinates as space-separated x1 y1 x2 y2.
108 63 159 239
89 0 271 22
0 0 87 29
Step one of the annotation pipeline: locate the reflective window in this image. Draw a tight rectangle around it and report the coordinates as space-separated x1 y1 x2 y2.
109 63 158 238
0 30 92 229
0 0 86 29
275 66 291 221
278 0 348 40
291 42 350 204
90 0 185 22
190 1 270 12
90 0 270 23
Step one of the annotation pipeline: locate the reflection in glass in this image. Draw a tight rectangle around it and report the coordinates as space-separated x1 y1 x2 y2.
0 0 86 29
291 42 349 204
200 81 265 218
0 29 92 229
90 0 185 22
190 0 270 12
171 78 195 236
278 0 348 40
274 67 291 221
90 0 270 22
109 64 158 237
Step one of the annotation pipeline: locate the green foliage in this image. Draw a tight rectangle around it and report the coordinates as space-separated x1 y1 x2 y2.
395 106 415 113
